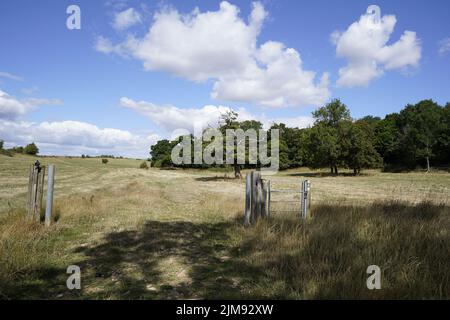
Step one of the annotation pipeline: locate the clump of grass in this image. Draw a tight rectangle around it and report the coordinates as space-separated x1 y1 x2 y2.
0 209 59 298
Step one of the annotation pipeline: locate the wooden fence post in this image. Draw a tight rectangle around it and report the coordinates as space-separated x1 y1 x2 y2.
245 171 273 226
251 171 259 224
45 165 55 226
244 172 252 226
34 166 45 221
256 177 262 220
26 163 46 222
267 180 271 217
29 166 39 220
261 180 268 218
26 165 34 219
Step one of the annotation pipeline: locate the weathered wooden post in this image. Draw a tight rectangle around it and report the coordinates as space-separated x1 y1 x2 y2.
26 161 46 222
261 179 268 218
26 165 35 219
34 165 45 221
45 165 55 226
256 177 262 220
244 172 252 226
250 171 260 224
245 171 273 226
27 164 40 220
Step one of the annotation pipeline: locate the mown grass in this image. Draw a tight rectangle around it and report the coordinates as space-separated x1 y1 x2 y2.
0 154 449 299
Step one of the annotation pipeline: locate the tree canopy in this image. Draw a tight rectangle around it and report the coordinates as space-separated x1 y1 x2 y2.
148 99 450 175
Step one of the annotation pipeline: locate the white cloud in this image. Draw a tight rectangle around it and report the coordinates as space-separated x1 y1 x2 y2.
120 97 233 133
0 119 159 158
262 115 314 129
120 96 314 135
332 6 421 87
212 41 330 107
94 36 116 54
0 71 23 81
113 8 142 31
0 89 63 119
96 1 330 108
438 37 450 56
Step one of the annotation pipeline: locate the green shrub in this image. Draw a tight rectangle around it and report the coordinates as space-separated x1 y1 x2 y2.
139 161 149 169
24 143 38 155
101 158 108 164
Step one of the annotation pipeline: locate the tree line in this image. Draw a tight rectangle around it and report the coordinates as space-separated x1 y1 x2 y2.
150 99 449 175
0 141 39 156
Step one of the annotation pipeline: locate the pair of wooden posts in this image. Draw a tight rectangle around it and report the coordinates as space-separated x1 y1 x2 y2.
26 162 55 226
244 171 270 226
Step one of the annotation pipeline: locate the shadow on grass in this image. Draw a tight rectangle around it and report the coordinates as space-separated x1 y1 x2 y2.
287 171 372 178
2 202 448 299
195 176 238 182
70 219 267 299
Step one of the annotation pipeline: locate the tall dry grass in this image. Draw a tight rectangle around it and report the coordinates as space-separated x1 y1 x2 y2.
237 200 449 299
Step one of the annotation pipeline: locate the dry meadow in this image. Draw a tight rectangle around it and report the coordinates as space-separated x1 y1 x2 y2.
0 154 449 299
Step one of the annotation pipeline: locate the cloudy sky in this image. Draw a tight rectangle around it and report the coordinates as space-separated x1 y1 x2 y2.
1 0 449 158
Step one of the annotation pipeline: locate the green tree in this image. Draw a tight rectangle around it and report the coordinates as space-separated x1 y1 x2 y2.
24 142 39 155
150 139 175 167
340 121 382 174
397 100 443 171
309 99 352 174
307 123 340 174
312 99 351 127
374 113 400 167
218 110 243 178
435 103 450 165
269 123 291 170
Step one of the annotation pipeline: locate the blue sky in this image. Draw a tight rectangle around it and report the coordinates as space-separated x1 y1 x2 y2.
0 0 449 158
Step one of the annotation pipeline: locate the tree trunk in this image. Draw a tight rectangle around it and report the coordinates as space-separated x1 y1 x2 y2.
426 156 430 173
334 166 338 175
330 165 334 174
234 163 242 179
353 167 357 175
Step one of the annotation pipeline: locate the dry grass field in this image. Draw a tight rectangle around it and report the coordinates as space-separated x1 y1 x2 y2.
0 154 449 299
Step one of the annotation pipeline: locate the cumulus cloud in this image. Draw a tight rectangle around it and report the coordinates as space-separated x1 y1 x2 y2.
212 41 330 107
438 37 450 56
96 1 330 108
120 97 233 133
113 8 142 30
0 119 159 158
332 6 421 87
0 89 62 119
120 96 313 135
